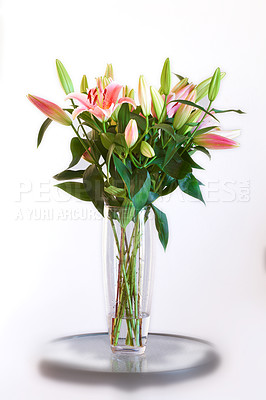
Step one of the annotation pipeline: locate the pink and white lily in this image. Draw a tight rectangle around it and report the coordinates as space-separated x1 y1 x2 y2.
66 81 136 122
193 129 240 149
27 94 72 126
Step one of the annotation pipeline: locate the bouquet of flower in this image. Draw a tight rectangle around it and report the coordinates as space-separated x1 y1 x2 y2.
28 59 243 351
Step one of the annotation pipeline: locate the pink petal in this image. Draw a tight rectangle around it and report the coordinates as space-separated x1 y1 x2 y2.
72 105 88 119
89 106 108 122
104 82 122 107
65 92 89 108
117 96 136 110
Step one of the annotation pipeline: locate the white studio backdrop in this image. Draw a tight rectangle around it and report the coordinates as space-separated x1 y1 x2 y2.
1 0 266 399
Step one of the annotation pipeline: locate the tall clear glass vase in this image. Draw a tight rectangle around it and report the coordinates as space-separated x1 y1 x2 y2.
103 205 153 354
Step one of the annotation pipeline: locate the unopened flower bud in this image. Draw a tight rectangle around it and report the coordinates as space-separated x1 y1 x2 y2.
138 75 151 117
128 88 135 99
80 75 88 93
173 89 197 130
27 94 72 126
140 141 155 158
125 119 138 148
171 78 188 94
208 67 221 102
105 63 114 80
150 86 164 120
82 147 95 163
196 72 226 102
193 132 240 149
178 109 202 135
160 58 171 96
56 59 74 95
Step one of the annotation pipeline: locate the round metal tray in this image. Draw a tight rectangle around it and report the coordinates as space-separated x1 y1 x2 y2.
40 332 219 374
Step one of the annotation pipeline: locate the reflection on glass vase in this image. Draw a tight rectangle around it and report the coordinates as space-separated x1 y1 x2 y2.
103 204 153 354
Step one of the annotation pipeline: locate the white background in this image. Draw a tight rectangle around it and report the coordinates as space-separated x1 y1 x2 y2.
1 0 266 398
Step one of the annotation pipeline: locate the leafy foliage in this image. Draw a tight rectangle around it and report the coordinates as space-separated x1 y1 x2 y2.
32 59 243 248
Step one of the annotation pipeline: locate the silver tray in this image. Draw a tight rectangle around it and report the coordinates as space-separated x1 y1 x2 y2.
40 332 219 375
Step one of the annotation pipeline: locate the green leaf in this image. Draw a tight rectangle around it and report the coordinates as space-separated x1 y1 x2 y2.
130 169 151 213
180 151 204 169
83 165 104 215
37 118 52 147
114 133 129 157
104 185 126 197
192 146 211 159
211 108 245 114
163 142 179 168
101 132 115 149
113 155 131 193
79 111 102 131
146 191 159 205
178 173 205 203
56 59 74 95
192 126 218 136
53 169 84 181
162 153 192 179
151 204 169 250
69 137 85 168
55 182 91 201
168 99 220 122
129 112 146 131
161 179 179 196
118 103 130 132
152 123 174 135
120 198 135 228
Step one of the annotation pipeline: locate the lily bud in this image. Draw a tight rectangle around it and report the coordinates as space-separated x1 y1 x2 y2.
160 58 171 96
127 89 135 111
171 78 188 94
80 75 88 93
140 141 155 158
27 94 72 126
128 88 135 99
208 67 221 102
105 63 114 80
125 119 138 148
56 59 74 95
196 72 226 102
173 89 197 130
82 147 95 163
193 132 240 149
122 85 129 97
138 75 151 117
150 86 164 120
178 109 202 135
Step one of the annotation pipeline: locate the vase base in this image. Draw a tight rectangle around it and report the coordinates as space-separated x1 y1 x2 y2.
111 344 146 355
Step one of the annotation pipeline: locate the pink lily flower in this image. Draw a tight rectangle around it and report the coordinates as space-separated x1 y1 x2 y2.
65 81 136 122
193 130 240 149
27 94 72 126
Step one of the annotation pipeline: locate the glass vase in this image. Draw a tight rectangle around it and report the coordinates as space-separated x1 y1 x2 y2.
103 205 153 354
